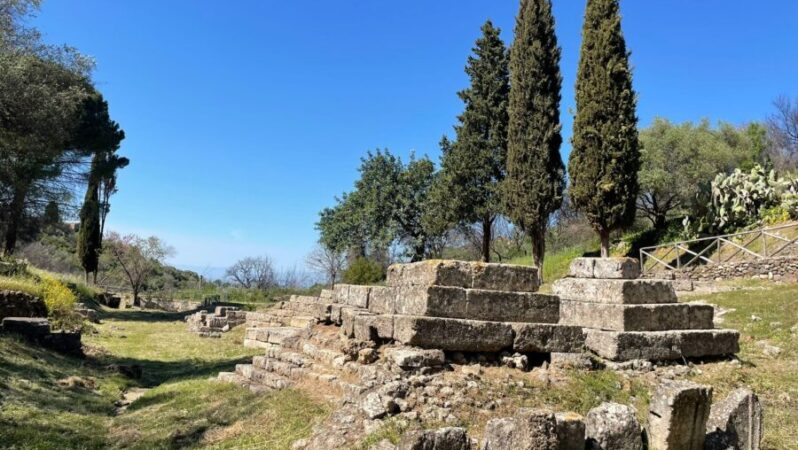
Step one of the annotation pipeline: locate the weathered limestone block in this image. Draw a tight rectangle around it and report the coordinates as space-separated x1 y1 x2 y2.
466 290 558 323
511 323 585 353
552 278 677 304
704 388 763 450
471 262 539 292
387 260 540 292
352 314 394 342
387 260 472 288
393 316 514 352
569 257 641 279
333 284 350 304
319 289 333 300
330 304 344 325
584 329 740 361
480 409 558 450
347 285 372 308
387 347 446 369
585 402 643 450
369 286 396 314
1 317 50 337
394 285 466 317
397 427 470 450
0 291 47 319
559 301 714 331
648 380 713 450
555 412 586 450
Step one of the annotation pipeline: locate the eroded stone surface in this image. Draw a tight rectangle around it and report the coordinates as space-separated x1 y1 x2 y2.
584 329 740 361
647 380 712 450
386 260 539 292
393 316 513 352
397 427 470 450
585 402 642 450
559 301 714 331
511 323 585 353
481 409 558 450
569 257 640 279
552 278 677 304
705 388 763 450
555 412 585 450
387 347 446 369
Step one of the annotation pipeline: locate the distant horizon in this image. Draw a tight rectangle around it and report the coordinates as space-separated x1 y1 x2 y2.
32 0 798 271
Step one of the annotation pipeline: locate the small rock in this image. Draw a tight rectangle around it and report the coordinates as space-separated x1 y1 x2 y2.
585 402 643 450
750 315 762 322
362 393 388 419
755 340 781 357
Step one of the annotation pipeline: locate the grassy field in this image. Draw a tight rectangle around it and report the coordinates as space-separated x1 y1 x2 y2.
0 308 330 450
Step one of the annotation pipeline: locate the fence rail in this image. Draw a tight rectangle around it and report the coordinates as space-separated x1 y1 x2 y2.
639 222 798 274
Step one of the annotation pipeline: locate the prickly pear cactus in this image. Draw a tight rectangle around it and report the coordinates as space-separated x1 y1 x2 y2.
709 165 797 229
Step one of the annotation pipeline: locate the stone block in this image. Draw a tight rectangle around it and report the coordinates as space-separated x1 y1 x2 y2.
319 289 333 300
704 388 763 450
332 284 349 304
352 314 394 342
398 427 470 450
648 380 713 450
559 301 714 331
555 412 586 450
330 304 343 325
387 260 472 288
394 285 466 317
471 263 539 292
340 307 369 338
1 317 50 337
393 316 513 352
585 402 642 450
569 257 640 279
347 285 371 308
552 278 677 304
511 323 585 353
568 258 595 279
466 290 558 323
369 286 396 314
386 347 446 369
584 329 740 361
480 409 558 450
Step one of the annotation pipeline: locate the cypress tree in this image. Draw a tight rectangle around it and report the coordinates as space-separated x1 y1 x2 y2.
435 20 509 262
505 0 564 280
569 0 640 257
77 167 102 283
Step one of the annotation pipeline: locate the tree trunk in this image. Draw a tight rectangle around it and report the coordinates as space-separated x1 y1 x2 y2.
3 183 29 255
599 229 610 258
482 218 492 263
133 288 140 307
653 213 667 231
530 225 546 284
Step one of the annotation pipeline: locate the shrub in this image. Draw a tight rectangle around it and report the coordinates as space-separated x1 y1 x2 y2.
760 205 792 225
342 258 385 285
40 276 80 331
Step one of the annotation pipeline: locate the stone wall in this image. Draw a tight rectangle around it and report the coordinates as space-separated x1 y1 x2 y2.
667 256 798 282
0 290 47 320
141 297 205 312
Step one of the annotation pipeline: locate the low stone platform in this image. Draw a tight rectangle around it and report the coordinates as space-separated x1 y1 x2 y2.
186 306 247 337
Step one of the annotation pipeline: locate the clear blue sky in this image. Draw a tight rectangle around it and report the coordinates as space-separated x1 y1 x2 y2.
33 1 798 276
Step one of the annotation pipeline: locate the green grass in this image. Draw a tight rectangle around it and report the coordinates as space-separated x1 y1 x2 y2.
0 274 43 297
0 307 330 449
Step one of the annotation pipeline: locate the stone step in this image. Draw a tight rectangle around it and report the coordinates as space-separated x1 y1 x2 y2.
217 371 250 387
239 364 294 390
510 323 586 353
266 347 312 367
552 278 677 304
285 300 331 322
243 326 305 348
369 285 560 323
332 284 372 308
559 301 715 331
301 342 344 366
386 260 540 292
392 315 514 352
252 355 308 379
584 329 740 361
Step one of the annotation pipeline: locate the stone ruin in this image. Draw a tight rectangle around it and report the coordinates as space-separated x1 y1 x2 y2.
216 258 747 449
186 306 247 337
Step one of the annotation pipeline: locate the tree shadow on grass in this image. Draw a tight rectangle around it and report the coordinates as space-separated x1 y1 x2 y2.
88 353 255 387
97 308 200 323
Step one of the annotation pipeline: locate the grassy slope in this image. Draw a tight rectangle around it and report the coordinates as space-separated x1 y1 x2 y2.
0 308 330 450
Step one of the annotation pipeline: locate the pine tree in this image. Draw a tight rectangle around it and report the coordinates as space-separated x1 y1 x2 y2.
504 0 564 280
77 167 102 283
435 20 509 262
569 0 640 257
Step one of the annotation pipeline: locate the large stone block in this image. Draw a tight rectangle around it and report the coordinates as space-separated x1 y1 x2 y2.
648 380 713 450
387 260 540 292
511 323 585 353
585 402 642 450
392 316 514 352
347 285 371 308
559 301 714 331
333 284 350 304
340 307 370 338
481 409 558 450
386 347 446 369
387 260 472 288
352 314 394 342
369 286 396 314
554 412 585 450
466 290 559 323
394 285 466 317
568 257 640 279
398 427 471 450
552 278 677 304
584 329 740 361
704 388 763 450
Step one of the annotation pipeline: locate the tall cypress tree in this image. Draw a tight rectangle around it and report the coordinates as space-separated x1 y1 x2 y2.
77 166 101 283
505 0 564 280
569 0 640 257
434 20 509 262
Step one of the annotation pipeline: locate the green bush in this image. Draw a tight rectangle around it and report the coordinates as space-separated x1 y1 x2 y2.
40 275 81 331
760 205 792 225
342 258 385 285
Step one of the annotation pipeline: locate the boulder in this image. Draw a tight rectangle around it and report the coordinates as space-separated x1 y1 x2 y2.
584 402 642 450
647 380 713 450
397 427 470 450
704 388 763 450
481 409 558 450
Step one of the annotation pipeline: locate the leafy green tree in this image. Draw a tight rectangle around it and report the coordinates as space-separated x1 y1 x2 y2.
504 0 564 279
638 118 763 229
434 21 509 262
342 257 385 285
569 0 640 257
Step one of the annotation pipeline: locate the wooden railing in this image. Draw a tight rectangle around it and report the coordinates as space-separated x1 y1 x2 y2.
639 222 798 273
